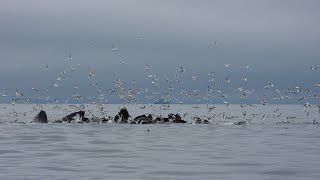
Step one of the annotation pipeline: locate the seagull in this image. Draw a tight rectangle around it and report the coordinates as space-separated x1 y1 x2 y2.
15 89 23 97
1 91 8 97
68 53 72 60
244 64 250 70
12 110 18 117
74 95 85 100
241 77 248 82
225 76 230 83
144 65 150 72
180 66 185 74
89 71 96 77
112 43 118 51
242 111 247 118
221 94 229 99
71 66 76 72
45 64 48 71
53 82 59 87
264 82 274 89
207 105 215 112
295 86 301 93
119 57 128 64
31 88 39 91
224 101 230 108
137 32 143 40
60 69 66 74
208 40 218 48
311 65 320 70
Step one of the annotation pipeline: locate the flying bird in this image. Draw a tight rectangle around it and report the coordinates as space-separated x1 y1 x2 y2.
15 89 24 97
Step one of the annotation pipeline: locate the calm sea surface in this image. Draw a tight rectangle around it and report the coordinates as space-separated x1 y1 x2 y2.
0 104 319 180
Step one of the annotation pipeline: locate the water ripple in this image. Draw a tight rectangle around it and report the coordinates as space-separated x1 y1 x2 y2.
0 104 320 179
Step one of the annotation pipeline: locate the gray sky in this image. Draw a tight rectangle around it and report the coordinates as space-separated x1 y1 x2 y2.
0 0 319 103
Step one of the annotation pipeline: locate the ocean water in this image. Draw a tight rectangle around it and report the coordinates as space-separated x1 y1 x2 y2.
0 104 320 180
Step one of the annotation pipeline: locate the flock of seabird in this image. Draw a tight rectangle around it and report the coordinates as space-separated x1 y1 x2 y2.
1 43 319 126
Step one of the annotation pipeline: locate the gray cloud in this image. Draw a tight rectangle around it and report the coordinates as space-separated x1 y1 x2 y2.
0 0 319 103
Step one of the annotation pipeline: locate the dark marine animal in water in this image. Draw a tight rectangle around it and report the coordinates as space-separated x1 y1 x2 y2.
33 110 48 123
61 110 89 123
168 113 187 123
153 113 187 124
114 108 130 123
193 116 211 124
233 121 247 125
132 114 153 124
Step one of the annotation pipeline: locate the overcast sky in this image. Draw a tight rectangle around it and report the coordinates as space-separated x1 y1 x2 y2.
0 0 319 103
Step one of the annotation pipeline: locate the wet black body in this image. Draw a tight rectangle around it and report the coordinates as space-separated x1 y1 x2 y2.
234 121 247 125
113 108 130 123
133 114 153 124
119 108 129 120
169 113 187 123
33 110 48 123
62 110 85 123
193 117 211 124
